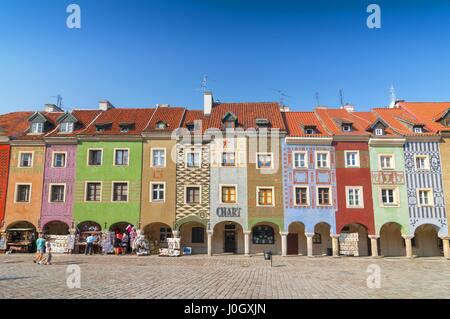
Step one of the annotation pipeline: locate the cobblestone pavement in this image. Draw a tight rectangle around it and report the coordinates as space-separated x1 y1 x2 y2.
0 254 449 299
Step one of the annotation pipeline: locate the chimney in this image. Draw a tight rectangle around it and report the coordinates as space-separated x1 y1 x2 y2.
204 91 213 115
45 104 63 113
158 104 170 108
341 103 355 112
99 100 114 111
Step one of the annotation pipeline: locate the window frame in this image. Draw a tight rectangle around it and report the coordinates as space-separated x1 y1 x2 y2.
379 154 395 170
344 150 360 168
414 155 430 171
316 186 332 207
51 152 67 168
380 187 399 207
221 152 236 167
345 186 364 209
315 151 330 169
292 151 308 169
293 186 310 207
113 148 130 166
374 128 384 136
111 181 129 203
18 151 34 168
256 186 275 207
185 150 201 168
87 149 103 166
184 185 202 205
60 122 74 134
48 183 66 203
417 188 434 207
220 184 238 204
14 183 32 203
150 182 166 203
84 181 103 202
30 122 44 134
151 148 167 168
256 152 274 170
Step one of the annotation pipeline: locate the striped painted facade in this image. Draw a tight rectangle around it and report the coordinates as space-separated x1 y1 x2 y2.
404 141 448 236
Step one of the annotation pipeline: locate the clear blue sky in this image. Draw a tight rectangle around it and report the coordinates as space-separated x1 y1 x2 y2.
0 0 449 113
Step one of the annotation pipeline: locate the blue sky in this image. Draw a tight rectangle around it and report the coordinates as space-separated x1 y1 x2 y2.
0 0 449 113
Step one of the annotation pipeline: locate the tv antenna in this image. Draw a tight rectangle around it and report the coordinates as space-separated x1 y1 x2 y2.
51 94 64 109
315 92 320 106
200 74 208 92
271 88 291 106
339 89 344 107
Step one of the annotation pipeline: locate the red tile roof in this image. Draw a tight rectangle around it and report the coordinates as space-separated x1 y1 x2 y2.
314 108 371 137
350 111 399 137
0 112 33 139
209 102 286 131
373 108 437 137
181 110 210 133
81 108 156 136
282 111 330 137
143 107 185 133
45 110 102 137
398 102 450 132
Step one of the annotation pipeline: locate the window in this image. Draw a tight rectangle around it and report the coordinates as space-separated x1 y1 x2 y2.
221 152 236 167
257 187 274 206
152 149 166 168
381 188 397 206
86 183 101 202
16 184 31 202
224 121 235 129
293 152 307 169
294 187 309 206
112 182 128 202
88 150 102 166
60 122 74 133
415 155 429 171
50 185 65 203
375 128 384 136
114 149 129 166
317 187 331 206
316 152 329 168
160 227 172 242
305 128 315 135
256 153 272 169
252 225 275 245
192 227 205 243
418 189 433 207
19 153 33 167
53 153 66 168
346 187 363 208
221 186 236 204
186 186 201 204
156 121 166 129
413 126 423 133
313 233 322 244
342 125 352 132
151 183 165 202
31 122 44 134
345 151 359 167
380 155 394 170
186 152 200 168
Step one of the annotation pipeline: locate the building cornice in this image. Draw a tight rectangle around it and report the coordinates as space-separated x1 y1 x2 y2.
0 136 9 144
9 140 46 146
77 135 143 142
285 137 333 145
142 132 176 140
332 135 370 142
368 138 406 147
44 137 78 145
404 135 441 143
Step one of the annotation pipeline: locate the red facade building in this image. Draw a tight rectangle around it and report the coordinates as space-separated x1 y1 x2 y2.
0 144 10 225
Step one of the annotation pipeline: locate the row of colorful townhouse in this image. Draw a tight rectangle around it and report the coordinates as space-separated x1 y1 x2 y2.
0 94 450 258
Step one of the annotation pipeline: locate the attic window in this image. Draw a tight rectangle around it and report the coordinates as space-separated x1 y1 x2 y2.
186 123 195 132
31 122 44 134
119 123 135 133
156 121 167 129
60 122 74 133
224 120 235 129
413 126 423 133
95 123 111 132
375 128 384 136
342 124 352 132
256 118 270 128
304 126 316 135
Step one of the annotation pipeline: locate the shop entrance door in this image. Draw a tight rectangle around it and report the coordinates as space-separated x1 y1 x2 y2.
287 234 298 255
224 224 236 253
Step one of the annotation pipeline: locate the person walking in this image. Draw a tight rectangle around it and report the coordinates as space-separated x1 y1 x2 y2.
33 234 46 264
85 233 96 255
40 241 53 265
114 232 122 256
121 232 129 255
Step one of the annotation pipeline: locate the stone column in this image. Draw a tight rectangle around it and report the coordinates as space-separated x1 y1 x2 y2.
331 234 340 257
402 235 414 258
244 231 251 256
369 235 379 257
281 232 288 257
172 230 180 239
207 231 213 257
306 232 314 257
441 237 450 259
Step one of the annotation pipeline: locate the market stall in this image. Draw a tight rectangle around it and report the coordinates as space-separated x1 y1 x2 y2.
75 222 102 254
5 227 36 253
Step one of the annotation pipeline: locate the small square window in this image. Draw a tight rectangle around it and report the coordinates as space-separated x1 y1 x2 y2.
112 183 128 202
375 128 384 136
345 151 359 167
16 185 31 202
186 187 201 204
50 185 65 202
114 149 129 166
31 122 44 134
257 153 272 169
342 125 352 132
257 188 274 206
19 153 33 168
222 152 236 167
151 183 165 202
88 150 102 166
221 186 236 204
53 153 66 168
186 152 201 168
60 122 74 133
293 152 307 169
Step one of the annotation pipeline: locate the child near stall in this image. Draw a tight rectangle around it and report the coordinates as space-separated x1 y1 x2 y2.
121 232 129 255
39 241 52 265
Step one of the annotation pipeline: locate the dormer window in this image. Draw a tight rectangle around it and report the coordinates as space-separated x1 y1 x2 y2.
119 123 135 133
60 122 74 133
31 122 44 134
186 123 195 132
342 124 352 132
256 118 270 128
222 112 238 130
375 128 384 136
303 126 316 135
224 121 235 129
156 121 167 129
413 126 423 133
95 123 111 132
